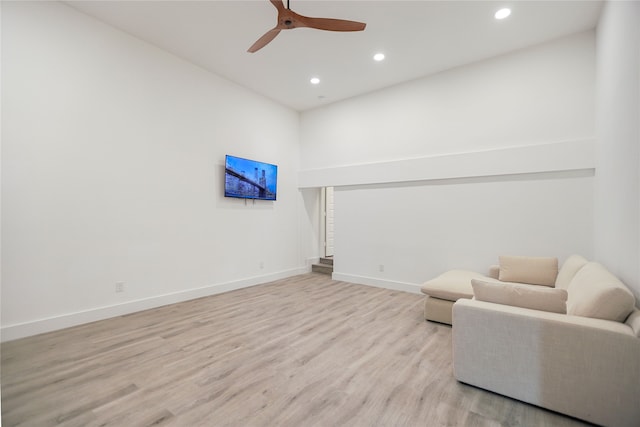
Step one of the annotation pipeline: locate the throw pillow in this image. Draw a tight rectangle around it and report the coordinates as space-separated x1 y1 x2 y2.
498 255 558 287
471 278 568 314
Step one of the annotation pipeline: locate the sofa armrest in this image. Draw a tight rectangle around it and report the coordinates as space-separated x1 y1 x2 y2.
452 299 640 427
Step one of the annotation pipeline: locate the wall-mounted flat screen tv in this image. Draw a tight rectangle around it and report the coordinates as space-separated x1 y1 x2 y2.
224 155 278 201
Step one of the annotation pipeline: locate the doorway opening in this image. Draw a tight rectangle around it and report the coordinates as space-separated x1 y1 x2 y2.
323 186 334 257
313 187 334 275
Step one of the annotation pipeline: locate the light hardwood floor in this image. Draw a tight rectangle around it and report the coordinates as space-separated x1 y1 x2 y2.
2 273 591 427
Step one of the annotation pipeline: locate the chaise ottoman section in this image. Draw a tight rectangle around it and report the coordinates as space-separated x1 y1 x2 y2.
421 270 487 324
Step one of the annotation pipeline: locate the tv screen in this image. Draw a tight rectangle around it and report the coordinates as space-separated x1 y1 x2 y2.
224 155 278 201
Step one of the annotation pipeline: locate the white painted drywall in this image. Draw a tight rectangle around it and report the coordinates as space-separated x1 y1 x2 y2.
300 31 596 290
300 31 596 170
333 173 594 291
595 1 640 300
1 2 305 340
298 139 594 188
299 187 322 267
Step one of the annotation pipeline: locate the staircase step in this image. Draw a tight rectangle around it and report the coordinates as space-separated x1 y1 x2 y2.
312 263 333 275
319 256 334 266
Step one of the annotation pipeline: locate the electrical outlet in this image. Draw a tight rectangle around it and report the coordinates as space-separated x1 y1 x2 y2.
115 282 125 293
259 261 265 269
379 264 385 272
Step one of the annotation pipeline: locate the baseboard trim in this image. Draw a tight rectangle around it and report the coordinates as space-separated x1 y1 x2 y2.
1 267 307 342
332 273 422 295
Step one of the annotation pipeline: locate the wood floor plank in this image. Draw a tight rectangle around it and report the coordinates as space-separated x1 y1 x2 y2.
2 273 592 426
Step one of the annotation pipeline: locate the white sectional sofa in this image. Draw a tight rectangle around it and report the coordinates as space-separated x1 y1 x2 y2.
452 255 640 427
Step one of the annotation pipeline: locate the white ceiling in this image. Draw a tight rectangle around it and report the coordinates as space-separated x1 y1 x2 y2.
66 0 603 111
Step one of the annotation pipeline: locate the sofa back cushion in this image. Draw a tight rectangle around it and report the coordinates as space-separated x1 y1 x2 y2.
567 262 636 322
555 254 588 290
498 256 558 287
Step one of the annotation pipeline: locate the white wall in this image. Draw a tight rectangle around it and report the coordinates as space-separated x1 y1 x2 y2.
300 31 596 291
335 173 593 291
299 188 322 266
301 31 595 170
1 1 306 340
595 1 640 300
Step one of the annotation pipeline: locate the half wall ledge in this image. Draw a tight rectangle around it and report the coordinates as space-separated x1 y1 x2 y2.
297 139 595 189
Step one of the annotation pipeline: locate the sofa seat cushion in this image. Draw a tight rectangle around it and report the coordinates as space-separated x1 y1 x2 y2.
421 270 483 301
498 255 558 287
471 278 568 314
567 262 636 322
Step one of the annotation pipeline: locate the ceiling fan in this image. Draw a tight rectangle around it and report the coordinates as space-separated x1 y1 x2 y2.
248 0 367 53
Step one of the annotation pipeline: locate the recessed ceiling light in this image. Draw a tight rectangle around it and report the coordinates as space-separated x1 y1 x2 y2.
373 53 385 62
310 77 320 85
495 8 511 20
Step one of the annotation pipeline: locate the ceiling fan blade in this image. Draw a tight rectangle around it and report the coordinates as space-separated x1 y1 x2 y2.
296 16 366 32
247 28 282 53
247 0 367 53
270 0 286 12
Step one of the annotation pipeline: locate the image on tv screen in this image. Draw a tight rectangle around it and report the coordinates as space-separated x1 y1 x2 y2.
225 155 278 201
